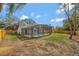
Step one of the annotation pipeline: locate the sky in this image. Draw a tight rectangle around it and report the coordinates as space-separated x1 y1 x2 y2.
1 3 67 27
14 3 67 27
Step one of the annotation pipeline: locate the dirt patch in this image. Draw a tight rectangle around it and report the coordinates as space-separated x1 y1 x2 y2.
0 46 15 56
0 35 79 56
8 39 79 56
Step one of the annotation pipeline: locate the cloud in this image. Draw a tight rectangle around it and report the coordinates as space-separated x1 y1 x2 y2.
35 15 41 18
30 12 35 17
69 4 74 10
56 9 64 14
20 15 29 20
30 12 41 19
50 19 54 22
55 18 65 22
56 10 61 14
50 18 65 22
56 3 74 14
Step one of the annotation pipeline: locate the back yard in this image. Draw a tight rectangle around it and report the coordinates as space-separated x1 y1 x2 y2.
0 3 79 56
0 33 79 56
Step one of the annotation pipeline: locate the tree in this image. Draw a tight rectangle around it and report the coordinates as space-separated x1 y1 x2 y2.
55 26 64 33
60 3 73 39
0 20 5 28
63 16 79 34
0 3 26 16
61 3 79 39
0 3 26 29
71 4 79 35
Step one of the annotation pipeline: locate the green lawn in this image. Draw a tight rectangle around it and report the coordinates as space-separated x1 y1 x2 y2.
7 33 70 42
7 34 27 43
44 33 70 42
7 35 19 43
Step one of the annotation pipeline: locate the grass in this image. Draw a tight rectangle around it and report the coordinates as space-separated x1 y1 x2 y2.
8 35 19 43
44 33 70 42
7 34 27 43
16 34 27 40
7 33 70 42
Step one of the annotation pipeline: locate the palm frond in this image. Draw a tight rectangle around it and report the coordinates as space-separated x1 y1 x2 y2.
0 3 3 12
8 3 26 16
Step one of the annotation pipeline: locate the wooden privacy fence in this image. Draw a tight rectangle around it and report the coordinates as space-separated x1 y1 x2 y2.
0 29 6 40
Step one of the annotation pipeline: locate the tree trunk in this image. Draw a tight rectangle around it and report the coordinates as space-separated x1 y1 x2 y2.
69 28 76 39
69 30 73 39
73 28 76 35
69 26 73 39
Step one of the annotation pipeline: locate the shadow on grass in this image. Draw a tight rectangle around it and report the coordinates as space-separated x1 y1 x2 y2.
10 33 52 41
10 33 28 41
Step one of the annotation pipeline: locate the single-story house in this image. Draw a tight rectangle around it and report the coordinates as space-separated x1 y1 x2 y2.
17 18 52 38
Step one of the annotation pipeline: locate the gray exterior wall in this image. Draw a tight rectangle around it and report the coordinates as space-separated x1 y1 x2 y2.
17 24 52 38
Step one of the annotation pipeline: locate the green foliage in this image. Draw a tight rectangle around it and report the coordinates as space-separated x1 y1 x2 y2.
0 3 26 29
16 34 27 41
54 26 65 33
0 3 26 17
6 24 18 30
59 3 79 39
63 15 79 31
8 34 27 43
8 35 19 43
0 20 5 28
